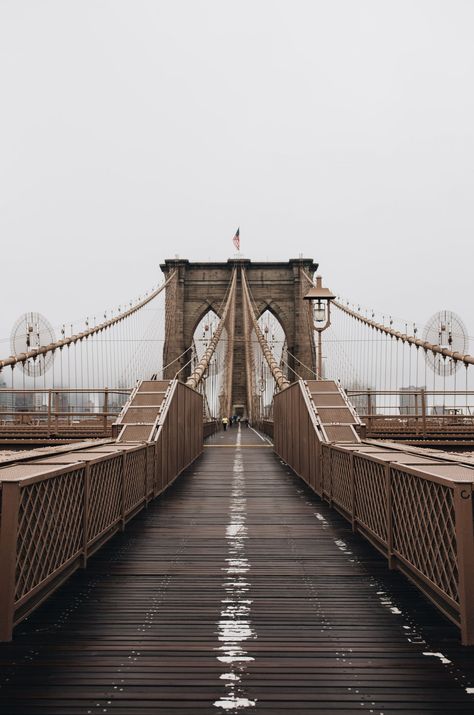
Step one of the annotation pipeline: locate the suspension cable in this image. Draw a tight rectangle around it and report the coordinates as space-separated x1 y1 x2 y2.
185 269 237 390
333 301 474 367
0 272 176 371
300 268 474 368
241 268 290 391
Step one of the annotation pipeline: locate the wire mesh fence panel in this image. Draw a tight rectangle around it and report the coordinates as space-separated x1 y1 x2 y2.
330 448 352 514
15 468 85 603
353 456 388 545
391 468 459 605
88 456 123 544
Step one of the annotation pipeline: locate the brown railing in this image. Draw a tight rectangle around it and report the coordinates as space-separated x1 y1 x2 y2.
273 380 474 645
347 389 474 439
273 381 325 493
0 388 131 439
0 380 203 641
204 420 220 439
256 419 274 439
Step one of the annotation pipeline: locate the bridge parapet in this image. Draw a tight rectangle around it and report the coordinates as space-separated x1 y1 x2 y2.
272 379 474 645
0 379 205 641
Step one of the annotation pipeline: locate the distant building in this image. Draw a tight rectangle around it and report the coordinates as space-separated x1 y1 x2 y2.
399 386 425 415
33 392 47 411
0 377 14 418
54 392 69 413
346 384 376 417
13 391 34 412
84 399 95 413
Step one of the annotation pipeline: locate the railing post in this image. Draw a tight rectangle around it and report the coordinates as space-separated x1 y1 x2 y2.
0 482 20 641
421 388 427 436
54 391 59 433
367 390 372 432
154 437 161 497
454 484 474 645
103 388 109 435
386 464 394 569
414 392 419 435
47 389 52 437
351 452 356 533
315 438 321 496
82 462 90 568
121 452 127 530
325 447 332 505
145 445 151 505
329 448 333 508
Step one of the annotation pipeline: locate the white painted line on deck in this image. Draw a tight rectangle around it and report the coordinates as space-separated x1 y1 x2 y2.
214 425 256 710
248 426 266 442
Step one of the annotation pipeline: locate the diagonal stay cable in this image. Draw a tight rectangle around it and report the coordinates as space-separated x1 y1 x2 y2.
185 269 237 390
241 268 290 391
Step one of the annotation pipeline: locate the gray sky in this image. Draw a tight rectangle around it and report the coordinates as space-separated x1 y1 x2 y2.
1 0 473 345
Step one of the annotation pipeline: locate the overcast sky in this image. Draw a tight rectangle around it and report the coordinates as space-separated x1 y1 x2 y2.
1 1 473 346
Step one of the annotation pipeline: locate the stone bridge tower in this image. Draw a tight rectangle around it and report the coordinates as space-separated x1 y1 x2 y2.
160 258 318 414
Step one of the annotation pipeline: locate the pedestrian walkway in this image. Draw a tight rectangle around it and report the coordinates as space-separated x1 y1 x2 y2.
1 426 473 713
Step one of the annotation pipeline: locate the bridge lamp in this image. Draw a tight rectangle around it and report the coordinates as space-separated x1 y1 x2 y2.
304 276 336 379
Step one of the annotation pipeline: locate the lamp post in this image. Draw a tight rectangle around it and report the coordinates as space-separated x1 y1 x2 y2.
304 275 335 379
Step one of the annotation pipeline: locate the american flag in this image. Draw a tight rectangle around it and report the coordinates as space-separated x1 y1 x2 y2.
232 227 240 251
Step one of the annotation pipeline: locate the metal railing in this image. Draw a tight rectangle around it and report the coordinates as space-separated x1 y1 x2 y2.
321 444 474 644
0 388 132 438
0 380 203 641
272 380 474 645
273 381 324 492
204 420 220 439
347 389 474 438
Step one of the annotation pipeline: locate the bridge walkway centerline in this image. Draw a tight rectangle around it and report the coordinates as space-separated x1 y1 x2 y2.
0 426 473 713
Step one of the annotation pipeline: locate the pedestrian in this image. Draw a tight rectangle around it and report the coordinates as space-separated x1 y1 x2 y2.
228 416 233 428
222 416 229 431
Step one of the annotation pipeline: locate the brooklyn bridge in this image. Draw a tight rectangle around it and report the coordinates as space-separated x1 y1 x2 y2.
0 258 473 713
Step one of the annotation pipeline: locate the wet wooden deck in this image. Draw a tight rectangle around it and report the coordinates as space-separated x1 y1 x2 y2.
1 426 474 713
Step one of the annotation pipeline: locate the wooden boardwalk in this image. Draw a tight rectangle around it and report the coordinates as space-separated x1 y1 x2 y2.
1 426 474 714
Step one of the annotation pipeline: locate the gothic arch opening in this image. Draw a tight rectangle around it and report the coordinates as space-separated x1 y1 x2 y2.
192 309 228 419
255 310 288 417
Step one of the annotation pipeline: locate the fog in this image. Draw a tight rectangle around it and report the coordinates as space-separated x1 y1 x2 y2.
1 0 473 349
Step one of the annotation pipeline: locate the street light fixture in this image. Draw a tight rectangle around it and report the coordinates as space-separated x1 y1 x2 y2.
304 275 335 379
